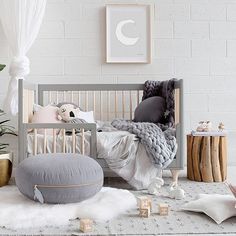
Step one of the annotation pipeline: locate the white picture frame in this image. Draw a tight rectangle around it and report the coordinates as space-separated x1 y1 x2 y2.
106 4 151 64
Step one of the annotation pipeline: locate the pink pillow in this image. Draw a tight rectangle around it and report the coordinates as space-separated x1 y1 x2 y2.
31 105 63 135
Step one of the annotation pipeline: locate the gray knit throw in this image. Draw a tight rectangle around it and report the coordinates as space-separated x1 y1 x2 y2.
143 79 177 129
111 119 177 168
111 79 179 168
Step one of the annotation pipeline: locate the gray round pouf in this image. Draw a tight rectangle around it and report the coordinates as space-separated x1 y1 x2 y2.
15 153 104 204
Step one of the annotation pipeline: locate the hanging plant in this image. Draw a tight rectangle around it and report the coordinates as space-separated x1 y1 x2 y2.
0 64 17 152
0 110 17 153
0 108 16 186
0 64 6 72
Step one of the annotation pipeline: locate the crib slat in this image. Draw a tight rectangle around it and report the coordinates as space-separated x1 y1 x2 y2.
137 90 140 107
174 88 180 125
56 91 59 104
122 91 125 119
23 90 29 122
33 129 37 155
85 91 88 111
78 91 81 107
100 91 102 120
130 91 132 121
72 129 76 153
107 91 110 121
48 91 52 104
28 90 34 123
63 91 66 101
93 91 96 117
62 129 66 153
71 91 74 103
53 129 56 153
115 91 117 118
43 129 47 154
81 128 85 155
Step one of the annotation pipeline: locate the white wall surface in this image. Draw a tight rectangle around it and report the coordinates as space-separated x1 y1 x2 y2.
0 0 236 165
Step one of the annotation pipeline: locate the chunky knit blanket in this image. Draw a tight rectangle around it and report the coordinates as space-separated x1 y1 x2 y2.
143 79 176 128
111 119 177 168
111 79 178 168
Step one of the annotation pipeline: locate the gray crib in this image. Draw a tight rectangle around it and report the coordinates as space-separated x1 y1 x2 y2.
18 79 184 181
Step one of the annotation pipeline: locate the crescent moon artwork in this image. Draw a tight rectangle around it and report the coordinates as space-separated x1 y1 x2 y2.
115 19 140 46
106 4 151 63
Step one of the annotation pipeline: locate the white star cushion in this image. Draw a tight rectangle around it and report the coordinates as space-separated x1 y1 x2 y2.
181 194 236 224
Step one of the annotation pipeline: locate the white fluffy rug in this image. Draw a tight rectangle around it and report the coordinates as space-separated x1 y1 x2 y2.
0 186 137 229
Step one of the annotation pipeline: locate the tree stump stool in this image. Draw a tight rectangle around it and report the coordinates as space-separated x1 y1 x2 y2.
187 134 227 182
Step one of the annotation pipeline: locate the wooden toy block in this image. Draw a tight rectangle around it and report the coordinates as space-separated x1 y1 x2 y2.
147 196 152 211
137 196 149 209
158 203 169 216
80 218 93 233
139 206 151 218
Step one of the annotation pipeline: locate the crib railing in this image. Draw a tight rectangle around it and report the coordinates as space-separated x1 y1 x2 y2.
38 84 144 122
42 90 141 121
19 123 97 162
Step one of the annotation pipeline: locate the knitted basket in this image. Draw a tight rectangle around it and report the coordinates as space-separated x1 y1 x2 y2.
0 153 12 187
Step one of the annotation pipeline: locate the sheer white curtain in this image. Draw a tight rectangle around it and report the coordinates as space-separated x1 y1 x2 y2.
0 0 47 115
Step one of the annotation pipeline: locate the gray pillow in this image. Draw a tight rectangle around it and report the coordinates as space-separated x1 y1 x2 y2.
15 154 103 204
134 96 166 123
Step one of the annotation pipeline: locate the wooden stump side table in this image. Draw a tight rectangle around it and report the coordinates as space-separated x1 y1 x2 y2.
187 134 227 182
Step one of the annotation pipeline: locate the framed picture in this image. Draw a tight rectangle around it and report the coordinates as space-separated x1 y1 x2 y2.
106 4 151 64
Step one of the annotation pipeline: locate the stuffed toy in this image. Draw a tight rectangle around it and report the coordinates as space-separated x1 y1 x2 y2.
57 104 81 122
57 104 86 134
167 183 185 200
196 120 212 132
218 122 225 132
148 177 164 195
57 103 95 124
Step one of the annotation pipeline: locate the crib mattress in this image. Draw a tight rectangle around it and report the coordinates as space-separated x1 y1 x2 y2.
27 132 91 156
27 129 138 158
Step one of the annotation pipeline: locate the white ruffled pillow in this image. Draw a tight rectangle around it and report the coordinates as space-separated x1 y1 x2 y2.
182 194 236 224
77 110 95 123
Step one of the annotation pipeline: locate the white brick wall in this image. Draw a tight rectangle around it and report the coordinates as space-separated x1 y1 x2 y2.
0 0 236 165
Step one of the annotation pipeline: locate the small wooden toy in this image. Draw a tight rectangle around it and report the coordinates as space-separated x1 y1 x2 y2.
137 196 152 218
158 203 169 216
196 121 212 132
218 122 225 132
168 184 185 200
139 207 151 218
148 177 164 195
80 218 93 233
147 196 152 211
137 196 149 209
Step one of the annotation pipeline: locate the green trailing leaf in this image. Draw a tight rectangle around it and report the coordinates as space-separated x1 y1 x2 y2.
0 143 9 150
0 119 11 125
0 110 17 152
0 64 6 72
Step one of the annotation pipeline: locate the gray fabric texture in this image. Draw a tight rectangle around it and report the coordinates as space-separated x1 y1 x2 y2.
111 119 177 168
56 102 79 108
133 96 166 123
15 154 103 204
111 79 178 169
66 118 87 134
142 79 176 128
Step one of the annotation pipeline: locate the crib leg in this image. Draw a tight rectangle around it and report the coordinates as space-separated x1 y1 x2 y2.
170 169 180 187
